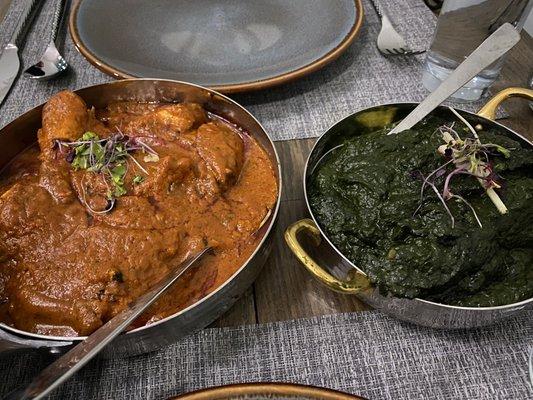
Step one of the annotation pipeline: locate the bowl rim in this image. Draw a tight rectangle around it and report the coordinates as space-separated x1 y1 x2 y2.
302 101 533 311
0 78 283 342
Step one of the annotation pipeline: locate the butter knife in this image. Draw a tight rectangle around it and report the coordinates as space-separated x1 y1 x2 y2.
0 0 42 106
3 247 211 400
388 23 520 135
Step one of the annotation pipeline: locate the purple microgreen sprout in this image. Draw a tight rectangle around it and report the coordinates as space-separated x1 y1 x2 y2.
56 131 159 214
413 107 511 228
80 175 116 215
447 107 507 215
127 154 149 175
451 194 483 228
424 172 456 228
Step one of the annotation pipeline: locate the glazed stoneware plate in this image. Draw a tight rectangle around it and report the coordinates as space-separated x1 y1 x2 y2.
170 383 366 400
69 0 363 93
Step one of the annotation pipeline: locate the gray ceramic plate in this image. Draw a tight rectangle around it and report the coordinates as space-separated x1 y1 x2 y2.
69 0 363 93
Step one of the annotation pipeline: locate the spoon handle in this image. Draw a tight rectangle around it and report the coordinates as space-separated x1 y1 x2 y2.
4 248 211 400
388 23 520 135
8 0 42 47
50 0 67 44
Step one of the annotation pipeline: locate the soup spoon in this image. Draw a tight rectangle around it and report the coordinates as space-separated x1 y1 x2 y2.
3 247 211 400
24 0 69 80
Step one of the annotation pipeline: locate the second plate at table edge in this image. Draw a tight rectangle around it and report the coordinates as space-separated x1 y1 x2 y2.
170 382 367 400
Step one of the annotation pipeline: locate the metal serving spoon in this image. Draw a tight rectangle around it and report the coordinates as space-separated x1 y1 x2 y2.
3 247 211 400
388 23 520 135
315 23 521 165
24 0 68 80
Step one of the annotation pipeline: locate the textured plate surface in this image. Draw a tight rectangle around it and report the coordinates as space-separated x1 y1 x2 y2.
70 0 363 93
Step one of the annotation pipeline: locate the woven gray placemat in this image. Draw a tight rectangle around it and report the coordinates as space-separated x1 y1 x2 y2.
1 2 529 399
0 0 502 140
1 310 532 400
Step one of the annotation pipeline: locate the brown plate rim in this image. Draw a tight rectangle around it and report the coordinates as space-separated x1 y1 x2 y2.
169 382 366 400
68 0 364 94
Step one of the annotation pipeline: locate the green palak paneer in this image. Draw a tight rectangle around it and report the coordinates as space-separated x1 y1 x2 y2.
309 116 533 307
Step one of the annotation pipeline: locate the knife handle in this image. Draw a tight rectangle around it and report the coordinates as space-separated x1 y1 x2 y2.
8 0 42 47
50 0 67 44
368 0 385 18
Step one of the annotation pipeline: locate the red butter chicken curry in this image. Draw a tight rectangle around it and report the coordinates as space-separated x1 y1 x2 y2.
0 91 277 336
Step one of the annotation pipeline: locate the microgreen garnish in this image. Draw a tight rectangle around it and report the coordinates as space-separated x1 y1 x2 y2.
143 153 160 163
56 131 158 213
132 175 144 185
413 107 510 228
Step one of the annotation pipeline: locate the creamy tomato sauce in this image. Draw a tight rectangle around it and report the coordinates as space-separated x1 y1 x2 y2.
0 91 277 336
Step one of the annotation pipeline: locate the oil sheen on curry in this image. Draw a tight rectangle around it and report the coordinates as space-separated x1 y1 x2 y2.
0 91 277 336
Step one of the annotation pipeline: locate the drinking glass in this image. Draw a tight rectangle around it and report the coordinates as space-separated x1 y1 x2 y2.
422 0 533 102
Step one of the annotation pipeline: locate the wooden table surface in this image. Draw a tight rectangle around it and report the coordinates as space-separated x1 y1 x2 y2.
0 1 532 329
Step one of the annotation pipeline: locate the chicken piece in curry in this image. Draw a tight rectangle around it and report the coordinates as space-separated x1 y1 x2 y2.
0 91 277 336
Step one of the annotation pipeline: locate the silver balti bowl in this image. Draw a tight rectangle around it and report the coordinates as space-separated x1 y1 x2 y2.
285 87 533 329
0 79 282 357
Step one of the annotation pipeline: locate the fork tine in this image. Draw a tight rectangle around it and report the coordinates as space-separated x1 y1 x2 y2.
385 48 425 56
371 0 427 58
406 49 427 55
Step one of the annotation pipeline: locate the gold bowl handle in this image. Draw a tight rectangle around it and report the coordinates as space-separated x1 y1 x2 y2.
478 87 533 120
284 219 370 294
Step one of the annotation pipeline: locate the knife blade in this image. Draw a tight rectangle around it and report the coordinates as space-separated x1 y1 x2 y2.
0 0 43 106
0 44 20 105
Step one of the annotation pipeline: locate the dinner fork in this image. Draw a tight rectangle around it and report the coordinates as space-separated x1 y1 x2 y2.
368 0 425 56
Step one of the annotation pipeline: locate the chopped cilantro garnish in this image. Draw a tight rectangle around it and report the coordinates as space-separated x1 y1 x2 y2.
132 175 144 185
